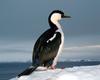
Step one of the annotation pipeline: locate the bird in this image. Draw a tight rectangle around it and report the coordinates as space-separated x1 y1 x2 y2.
18 10 71 77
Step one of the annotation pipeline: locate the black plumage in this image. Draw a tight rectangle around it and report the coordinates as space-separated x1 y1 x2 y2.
32 29 61 67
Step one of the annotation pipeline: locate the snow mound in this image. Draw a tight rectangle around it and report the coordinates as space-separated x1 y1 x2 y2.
10 65 100 80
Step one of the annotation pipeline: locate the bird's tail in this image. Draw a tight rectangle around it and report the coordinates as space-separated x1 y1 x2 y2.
18 65 38 78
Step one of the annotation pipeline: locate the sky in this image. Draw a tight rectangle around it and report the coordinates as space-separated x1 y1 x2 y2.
0 0 100 62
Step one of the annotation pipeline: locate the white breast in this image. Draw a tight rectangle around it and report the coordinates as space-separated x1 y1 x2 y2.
52 26 64 67
50 16 64 67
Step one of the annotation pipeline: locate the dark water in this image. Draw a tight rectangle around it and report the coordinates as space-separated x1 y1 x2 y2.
0 62 31 80
0 61 100 80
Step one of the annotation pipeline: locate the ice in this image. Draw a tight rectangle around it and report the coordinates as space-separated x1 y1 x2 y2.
10 65 100 80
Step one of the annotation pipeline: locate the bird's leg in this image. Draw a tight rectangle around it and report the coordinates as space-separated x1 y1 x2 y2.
50 65 56 69
50 60 57 69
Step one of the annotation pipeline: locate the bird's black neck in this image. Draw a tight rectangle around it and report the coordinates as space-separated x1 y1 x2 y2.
48 17 58 31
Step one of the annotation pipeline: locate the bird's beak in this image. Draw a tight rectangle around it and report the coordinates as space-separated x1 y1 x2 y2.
62 15 71 18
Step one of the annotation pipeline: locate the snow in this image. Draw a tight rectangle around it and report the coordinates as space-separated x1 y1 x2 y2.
10 65 100 80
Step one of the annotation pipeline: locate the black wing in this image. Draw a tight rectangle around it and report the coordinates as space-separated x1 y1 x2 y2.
32 29 61 67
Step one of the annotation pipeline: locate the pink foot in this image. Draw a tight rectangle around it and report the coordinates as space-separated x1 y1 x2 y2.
50 66 56 69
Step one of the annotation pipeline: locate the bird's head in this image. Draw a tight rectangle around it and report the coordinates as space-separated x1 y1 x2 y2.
49 10 71 23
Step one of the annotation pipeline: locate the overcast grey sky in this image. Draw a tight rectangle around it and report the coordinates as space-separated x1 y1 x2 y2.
0 0 100 39
0 0 100 62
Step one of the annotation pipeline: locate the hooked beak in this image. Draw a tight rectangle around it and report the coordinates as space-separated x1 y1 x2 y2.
62 15 71 18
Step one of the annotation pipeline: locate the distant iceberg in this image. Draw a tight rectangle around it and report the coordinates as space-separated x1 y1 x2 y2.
10 65 100 80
